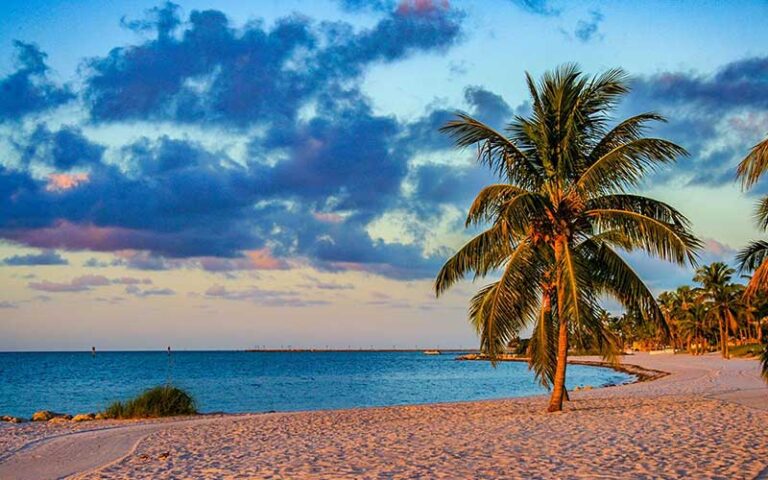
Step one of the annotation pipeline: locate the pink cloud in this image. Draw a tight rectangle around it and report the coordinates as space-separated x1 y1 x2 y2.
2 221 144 252
45 173 90 192
313 212 345 224
245 249 289 270
396 0 449 15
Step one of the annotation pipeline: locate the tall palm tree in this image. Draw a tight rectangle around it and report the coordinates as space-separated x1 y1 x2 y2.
694 262 739 358
736 135 768 300
434 65 701 412
658 291 680 350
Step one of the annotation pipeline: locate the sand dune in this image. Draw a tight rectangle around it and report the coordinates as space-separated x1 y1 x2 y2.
1 352 766 479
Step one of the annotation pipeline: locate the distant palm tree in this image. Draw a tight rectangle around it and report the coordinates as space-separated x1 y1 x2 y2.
694 262 739 358
736 135 768 300
435 65 701 412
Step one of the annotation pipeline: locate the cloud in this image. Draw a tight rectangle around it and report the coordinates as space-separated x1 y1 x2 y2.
83 257 110 268
0 5 518 281
574 10 603 42
125 285 175 297
1 249 68 266
0 300 18 309
28 274 128 292
337 0 396 12
28 280 90 292
0 41 74 121
509 0 559 16
204 284 327 307
112 277 153 285
17 125 104 170
84 2 462 126
625 56 768 189
298 275 355 290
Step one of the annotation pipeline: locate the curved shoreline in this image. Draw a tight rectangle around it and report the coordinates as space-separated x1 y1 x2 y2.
456 352 670 384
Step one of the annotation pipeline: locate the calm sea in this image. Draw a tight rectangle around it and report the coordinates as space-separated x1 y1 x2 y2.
0 351 631 418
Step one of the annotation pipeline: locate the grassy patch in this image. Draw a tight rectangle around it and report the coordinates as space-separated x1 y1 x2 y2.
729 343 764 358
104 385 196 419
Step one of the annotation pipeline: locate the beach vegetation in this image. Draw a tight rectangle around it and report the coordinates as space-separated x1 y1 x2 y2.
602 270 767 355
103 385 196 419
435 64 700 412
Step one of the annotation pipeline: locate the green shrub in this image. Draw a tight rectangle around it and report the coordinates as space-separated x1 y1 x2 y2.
104 385 196 419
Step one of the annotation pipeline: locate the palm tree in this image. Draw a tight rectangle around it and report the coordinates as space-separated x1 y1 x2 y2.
736 135 768 300
658 291 680 350
434 65 701 412
694 263 740 358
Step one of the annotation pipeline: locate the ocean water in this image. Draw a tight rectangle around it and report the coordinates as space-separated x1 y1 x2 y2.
0 351 632 418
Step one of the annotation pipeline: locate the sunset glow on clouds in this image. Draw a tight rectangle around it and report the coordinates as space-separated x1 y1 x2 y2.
0 0 767 349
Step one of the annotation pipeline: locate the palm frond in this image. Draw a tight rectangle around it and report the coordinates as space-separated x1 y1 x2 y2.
586 208 701 265
737 240 768 273
469 242 543 361
527 295 557 388
439 113 543 188
586 113 666 164
743 258 768 300
465 184 527 227
586 195 692 229
579 240 667 335
736 135 768 189
755 195 768 231
578 138 687 195
434 225 512 296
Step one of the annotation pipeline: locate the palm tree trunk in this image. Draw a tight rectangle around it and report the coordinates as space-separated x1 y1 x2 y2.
547 315 569 412
719 317 726 358
548 239 570 413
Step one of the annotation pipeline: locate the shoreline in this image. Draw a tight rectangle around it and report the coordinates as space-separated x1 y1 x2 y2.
456 352 670 384
1 353 766 479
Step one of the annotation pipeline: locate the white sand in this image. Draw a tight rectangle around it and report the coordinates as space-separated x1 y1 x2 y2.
1 352 766 479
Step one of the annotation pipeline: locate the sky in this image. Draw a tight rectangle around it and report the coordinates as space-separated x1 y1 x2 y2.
1 0 767 351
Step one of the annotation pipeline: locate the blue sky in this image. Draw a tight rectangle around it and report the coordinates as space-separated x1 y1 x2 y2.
1 0 767 350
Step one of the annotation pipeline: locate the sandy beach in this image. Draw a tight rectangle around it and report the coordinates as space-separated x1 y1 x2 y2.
1 352 767 480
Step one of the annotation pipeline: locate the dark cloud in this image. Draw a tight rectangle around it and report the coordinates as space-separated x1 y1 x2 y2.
0 4 521 281
624 56 768 189
0 300 18 309
412 163 493 212
574 11 603 43
509 0 559 16
0 41 74 121
337 0 396 13
400 85 514 153
16 125 105 169
84 2 462 126
1 249 68 266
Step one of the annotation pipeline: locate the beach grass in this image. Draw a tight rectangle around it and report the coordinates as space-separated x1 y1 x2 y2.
104 385 196 419
728 343 764 358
